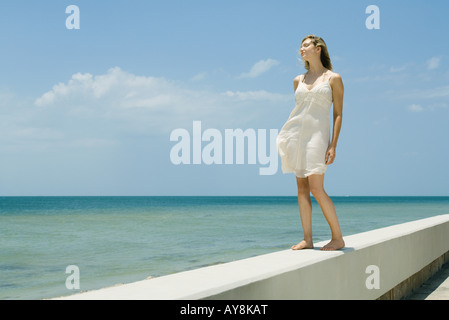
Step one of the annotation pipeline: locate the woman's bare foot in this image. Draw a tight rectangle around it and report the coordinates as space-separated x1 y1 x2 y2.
320 238 345 251
291 240 314 250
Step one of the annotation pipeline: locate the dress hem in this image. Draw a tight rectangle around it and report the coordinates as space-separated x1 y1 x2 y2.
280 166 327 179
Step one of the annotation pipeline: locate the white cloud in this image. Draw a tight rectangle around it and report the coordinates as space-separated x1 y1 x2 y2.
34 66 290 116
426 57 441 70
408 104 424 112
238 59 280 79
35 67 177 110
389 65 408 73
0 67 292 152
190 72 207 81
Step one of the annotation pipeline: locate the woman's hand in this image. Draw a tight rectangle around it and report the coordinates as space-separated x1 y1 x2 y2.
325 145 336 165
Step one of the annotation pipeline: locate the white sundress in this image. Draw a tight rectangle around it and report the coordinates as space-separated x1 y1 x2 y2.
276 75 333 178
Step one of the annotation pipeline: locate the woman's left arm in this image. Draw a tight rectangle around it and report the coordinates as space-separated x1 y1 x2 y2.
326 73 344 165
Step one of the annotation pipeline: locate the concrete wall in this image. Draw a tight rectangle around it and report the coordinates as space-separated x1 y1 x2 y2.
56 214 449 300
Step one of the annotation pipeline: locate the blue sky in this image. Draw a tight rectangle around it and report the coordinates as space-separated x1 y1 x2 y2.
0 0 448 196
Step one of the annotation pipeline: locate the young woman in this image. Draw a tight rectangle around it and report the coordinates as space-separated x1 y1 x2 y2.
277 35 345 251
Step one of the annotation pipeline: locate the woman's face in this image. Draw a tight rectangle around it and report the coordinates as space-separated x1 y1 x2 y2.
300 39 320 61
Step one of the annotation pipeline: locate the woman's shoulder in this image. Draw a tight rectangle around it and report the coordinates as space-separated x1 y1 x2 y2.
293 74 306 84
327 70 342 81
328 71 344 93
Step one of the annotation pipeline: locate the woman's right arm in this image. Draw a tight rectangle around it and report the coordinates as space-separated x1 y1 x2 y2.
293 75 301 93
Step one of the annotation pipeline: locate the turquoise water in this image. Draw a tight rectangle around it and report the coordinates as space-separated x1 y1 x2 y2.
1 196 448 300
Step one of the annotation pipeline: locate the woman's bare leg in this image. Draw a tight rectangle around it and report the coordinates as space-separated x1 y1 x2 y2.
292 177 314 250
308 174 345 251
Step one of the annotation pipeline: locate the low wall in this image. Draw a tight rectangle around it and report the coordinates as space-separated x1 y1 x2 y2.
56 214 449 300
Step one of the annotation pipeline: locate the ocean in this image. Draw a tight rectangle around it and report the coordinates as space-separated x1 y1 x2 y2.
1 196 448 300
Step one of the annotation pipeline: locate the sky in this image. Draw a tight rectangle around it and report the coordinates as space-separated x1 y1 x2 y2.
0 0 448 196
